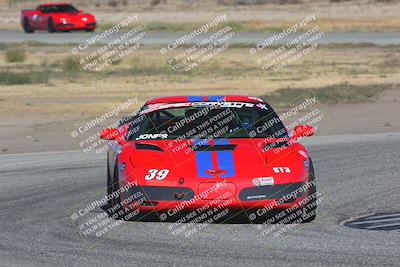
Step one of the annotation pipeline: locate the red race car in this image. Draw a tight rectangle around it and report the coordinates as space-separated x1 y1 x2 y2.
100 96 317 223
21 3 96 33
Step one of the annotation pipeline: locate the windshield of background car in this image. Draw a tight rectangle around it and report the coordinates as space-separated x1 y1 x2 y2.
124 102 289 141
39 5 78 13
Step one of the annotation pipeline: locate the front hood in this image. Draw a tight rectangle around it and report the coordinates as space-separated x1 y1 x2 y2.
127 138 270 168
119 138 309 187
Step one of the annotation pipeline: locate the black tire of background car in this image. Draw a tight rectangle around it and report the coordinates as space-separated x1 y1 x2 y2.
47 18 56 33
23 17 33 33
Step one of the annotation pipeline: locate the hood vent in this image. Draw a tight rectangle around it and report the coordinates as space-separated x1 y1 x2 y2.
191 144 237 151
135 143 164 152
263 141 289 152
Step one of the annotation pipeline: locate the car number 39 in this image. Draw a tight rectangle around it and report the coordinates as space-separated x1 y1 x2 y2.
145 169 170 180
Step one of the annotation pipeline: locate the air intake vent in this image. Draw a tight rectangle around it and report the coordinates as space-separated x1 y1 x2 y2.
263 141 289 152
191 144 237 151
135 143 164 152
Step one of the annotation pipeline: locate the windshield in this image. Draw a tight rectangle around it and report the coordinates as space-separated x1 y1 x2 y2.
124 102 288 141
39 4 79 13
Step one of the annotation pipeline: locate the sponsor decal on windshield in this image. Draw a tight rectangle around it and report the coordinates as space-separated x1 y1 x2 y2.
140 102 257 115
191 102 255 108
136 133 168 140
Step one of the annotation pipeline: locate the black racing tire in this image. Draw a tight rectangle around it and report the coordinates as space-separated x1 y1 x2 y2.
301 159 317 223
85 29 95 32
106 154 113 197
107 162 123 220
47 18 56 33
23 17 34 33
281 159 317 224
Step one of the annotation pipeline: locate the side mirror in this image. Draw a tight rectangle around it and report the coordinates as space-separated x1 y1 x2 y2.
100 128 125 145
291 125 314 141
79 9 84 13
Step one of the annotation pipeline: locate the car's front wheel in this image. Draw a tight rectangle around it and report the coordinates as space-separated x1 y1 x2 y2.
107 162 122 216
23 18 34 33
300 159 317 222
47 18 56 33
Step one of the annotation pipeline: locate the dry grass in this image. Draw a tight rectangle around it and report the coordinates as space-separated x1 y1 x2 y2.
97 17 400 33
5 47 25 62
1 0 400 32
0 44 399 121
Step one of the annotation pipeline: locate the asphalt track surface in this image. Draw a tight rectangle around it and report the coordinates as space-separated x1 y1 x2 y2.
1 132 400 266
1 30 400 45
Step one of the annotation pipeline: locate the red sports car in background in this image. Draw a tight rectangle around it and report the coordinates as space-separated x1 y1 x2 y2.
21 3 96 33
100 95 317 223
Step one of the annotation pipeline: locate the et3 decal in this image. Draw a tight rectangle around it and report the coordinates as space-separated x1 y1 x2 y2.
273 167 291 173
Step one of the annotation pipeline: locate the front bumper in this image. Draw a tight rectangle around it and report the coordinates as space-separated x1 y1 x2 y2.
121 182 310 212
55 22 96 30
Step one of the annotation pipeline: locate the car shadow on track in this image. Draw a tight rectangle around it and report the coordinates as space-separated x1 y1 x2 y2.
101 204 308 224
